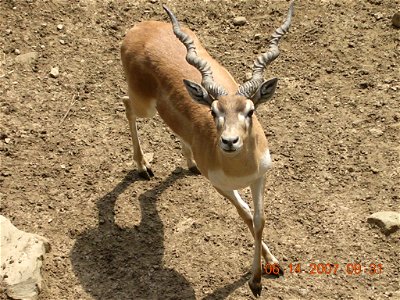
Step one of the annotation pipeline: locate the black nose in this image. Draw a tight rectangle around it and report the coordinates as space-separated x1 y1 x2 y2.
221 136 239 147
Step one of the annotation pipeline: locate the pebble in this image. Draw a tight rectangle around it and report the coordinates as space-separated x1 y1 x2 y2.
50 67 59 78
14 49 20 55
57 24 64 31
299 288 308 296
368 128 384 137
233 16 247 26
392 12 400 28
367 211 400 235
373 12 384 21
14 51 38 64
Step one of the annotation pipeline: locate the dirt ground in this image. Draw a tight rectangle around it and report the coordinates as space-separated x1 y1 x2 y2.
1 0 399 299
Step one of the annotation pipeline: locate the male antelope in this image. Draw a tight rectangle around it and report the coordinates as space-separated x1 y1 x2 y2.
121 1 294 296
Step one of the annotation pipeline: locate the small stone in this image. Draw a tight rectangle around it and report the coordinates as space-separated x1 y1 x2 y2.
367 0 382 4
245 72 252 81
299 288 308 296
50 67 59 78
14 52 38 65
373 12 384 21
392 12 400 28
149 0 157 3
253 33 262 40
233 16 247 26
367 211 400 234
370 166 380 174
359 82 370 89
4 138 11 144
57 24 64 30
368 128 384 137
59 39 65 45
6 29 12 35
14 49 20 55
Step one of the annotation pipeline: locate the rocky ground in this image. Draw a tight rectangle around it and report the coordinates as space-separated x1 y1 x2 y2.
1 0 399 299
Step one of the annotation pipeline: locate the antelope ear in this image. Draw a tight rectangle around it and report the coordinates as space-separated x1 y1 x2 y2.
251 78 278 107
183 79 213 106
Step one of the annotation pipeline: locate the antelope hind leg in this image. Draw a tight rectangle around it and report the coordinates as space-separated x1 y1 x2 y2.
122 95 154 180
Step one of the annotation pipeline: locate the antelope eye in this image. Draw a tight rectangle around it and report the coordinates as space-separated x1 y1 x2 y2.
247 109 254 118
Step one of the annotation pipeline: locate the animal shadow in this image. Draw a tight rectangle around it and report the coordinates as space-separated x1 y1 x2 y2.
70 169 249 299
70 170 195 299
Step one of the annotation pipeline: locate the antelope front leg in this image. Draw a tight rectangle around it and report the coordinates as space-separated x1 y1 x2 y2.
216 180 281 297
215 189 281 268
249 175 266 297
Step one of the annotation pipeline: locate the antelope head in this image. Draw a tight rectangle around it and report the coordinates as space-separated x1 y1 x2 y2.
163 2 294 156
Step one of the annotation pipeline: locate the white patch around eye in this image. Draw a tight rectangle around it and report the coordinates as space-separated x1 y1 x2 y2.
238 113 245 122
245 101 252 112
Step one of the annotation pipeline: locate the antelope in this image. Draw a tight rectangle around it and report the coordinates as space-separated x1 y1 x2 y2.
120 1 294 296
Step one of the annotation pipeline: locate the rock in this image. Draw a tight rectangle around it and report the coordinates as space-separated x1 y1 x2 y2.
373 12 384 21
50 67 59 78
14 49 20 55
233 16 247 26
368 128 384 137
392 12 400 28
57 24 64 30
245 72 252 81
0 215 50 299
367 211 400 234
14 52 38 65
253 33 262 40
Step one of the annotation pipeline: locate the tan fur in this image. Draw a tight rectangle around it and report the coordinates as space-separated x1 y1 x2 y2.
121 19 279 297
121 21 268 178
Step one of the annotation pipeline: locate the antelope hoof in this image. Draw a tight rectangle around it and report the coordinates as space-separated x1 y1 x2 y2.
139 167 154 180
189 166 201 175
248 280 262 297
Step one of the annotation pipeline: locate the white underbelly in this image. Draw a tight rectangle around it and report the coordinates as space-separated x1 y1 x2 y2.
207 150 272 190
